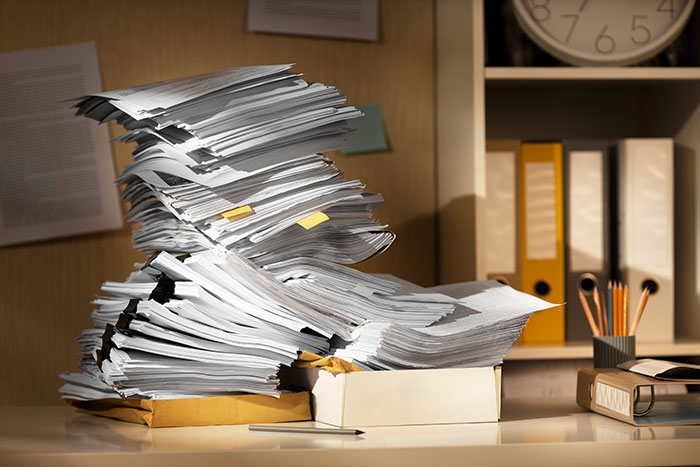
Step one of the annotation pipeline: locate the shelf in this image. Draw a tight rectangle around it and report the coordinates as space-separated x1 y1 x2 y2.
505 339 700 361
485 67 700 81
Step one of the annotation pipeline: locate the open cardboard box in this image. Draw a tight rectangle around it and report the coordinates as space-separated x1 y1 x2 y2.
282 365 502 428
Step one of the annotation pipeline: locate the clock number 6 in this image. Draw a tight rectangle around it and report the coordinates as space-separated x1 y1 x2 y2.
595 26 616 54
631 15 651 45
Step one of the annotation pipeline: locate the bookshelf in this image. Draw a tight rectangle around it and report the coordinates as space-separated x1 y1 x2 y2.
485 67 700 80
505 339 700 361
437 0 700 358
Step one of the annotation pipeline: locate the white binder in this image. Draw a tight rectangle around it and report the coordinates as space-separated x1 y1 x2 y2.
617 138 674 342
485 140 520 289
564 140 611 341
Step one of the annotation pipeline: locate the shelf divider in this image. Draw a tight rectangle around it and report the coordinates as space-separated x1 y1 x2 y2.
505 339 700 360
485 67 700 81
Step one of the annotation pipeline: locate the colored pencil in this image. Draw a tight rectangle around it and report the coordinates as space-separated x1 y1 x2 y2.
615 282 621 336
622 284 629 336
578 290 600 336
630 288 651 336
598 287 608 336
612 282 617 336
606 280 613 336
593 285 605 336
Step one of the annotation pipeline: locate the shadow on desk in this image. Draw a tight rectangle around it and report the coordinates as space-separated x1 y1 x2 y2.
501 397 586 422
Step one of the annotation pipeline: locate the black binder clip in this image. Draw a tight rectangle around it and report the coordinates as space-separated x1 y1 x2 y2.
149 275 176 304
115 298 141 336
96 298 141 369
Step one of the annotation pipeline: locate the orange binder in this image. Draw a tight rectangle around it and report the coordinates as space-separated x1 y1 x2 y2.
520 142 565 344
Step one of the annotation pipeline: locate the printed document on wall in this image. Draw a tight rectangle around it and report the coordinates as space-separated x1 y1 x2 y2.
0 42 122 247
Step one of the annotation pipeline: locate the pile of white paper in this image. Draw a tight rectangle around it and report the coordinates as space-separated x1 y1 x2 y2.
334 279 558 369
59 65 555 401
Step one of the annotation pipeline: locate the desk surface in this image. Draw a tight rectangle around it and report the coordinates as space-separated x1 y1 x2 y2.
1 398 699 467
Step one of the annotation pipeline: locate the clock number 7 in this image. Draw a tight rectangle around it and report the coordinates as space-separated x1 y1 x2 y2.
595 26 616 54
631 15 651 45
561 14 579 43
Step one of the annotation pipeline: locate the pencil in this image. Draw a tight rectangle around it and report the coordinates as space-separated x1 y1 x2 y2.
606 280 613 336
622 284 629 336
249 425 364 435
592 285 604 336
630 288 651 336
578 290 600 336
612 282 617 336
617 281 623 336
614 282 621 336
598 287 608 336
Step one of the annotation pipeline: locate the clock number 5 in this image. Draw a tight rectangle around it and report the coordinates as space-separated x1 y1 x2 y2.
631 15 651 45
595 26 616 54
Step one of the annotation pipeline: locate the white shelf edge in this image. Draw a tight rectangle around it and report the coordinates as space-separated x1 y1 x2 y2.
505 339 700 360
485 66 700 81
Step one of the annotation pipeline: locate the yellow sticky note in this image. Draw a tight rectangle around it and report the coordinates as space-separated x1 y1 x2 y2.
297 212 329 230
220 205 254 221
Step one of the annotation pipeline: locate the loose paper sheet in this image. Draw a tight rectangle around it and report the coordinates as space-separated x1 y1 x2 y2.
0 42 122 246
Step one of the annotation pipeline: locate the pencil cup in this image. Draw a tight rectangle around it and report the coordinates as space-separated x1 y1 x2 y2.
593 336 636 368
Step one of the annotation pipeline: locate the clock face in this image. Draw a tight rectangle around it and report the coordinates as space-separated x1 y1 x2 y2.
512 0 696 66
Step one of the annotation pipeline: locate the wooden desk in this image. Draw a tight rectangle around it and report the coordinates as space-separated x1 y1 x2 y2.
1 398 699 467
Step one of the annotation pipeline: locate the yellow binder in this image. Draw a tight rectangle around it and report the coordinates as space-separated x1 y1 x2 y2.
520 142 565 344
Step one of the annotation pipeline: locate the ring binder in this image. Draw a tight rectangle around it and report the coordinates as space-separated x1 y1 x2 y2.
577 272 597 295
564 140 611 341
633 385 655 417
577 368 700 426
520 141 565 344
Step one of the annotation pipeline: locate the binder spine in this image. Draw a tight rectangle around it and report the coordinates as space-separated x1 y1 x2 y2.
564 141 611 341
485 140 521 289
618 139 674 342
520 142 565 344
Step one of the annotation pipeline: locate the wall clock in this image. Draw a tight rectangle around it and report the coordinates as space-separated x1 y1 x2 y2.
512 0 696 66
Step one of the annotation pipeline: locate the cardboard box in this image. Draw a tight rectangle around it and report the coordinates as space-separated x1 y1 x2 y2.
286 366 501 427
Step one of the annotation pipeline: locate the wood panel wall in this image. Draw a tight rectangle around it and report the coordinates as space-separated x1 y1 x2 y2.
0 0 436 406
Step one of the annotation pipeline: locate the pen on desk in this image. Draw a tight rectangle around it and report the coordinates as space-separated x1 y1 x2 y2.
593 285 604 336
578 290 600 336
249 425 365 435
629 287 650 336
605 281 613 336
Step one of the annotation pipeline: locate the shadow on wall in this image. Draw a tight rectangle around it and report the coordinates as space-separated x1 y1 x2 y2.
437 194 481 286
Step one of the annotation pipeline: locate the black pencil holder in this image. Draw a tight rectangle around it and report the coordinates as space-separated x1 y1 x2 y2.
593 336 636 368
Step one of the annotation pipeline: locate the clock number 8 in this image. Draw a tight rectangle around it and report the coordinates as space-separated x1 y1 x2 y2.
595 25 616 54
529 0 550 22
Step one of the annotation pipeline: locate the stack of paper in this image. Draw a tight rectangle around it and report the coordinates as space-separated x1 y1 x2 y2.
58 65 459 401
59 64 555 402
333 280 558 370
